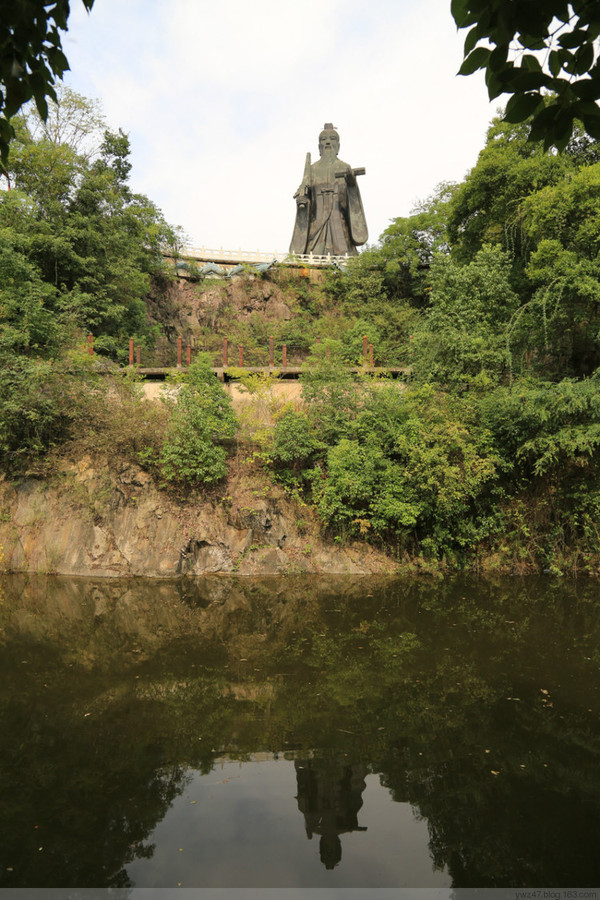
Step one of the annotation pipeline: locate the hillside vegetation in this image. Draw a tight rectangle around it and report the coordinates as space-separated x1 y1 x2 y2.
2 90 600 574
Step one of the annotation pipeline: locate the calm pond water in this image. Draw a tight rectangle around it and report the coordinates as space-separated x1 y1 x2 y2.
1 574 600 889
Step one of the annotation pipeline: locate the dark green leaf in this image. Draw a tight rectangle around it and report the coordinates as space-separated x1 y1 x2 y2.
46 47 70 76
458 46 491 75
4 82 30 118
534 104 562 124
34 94 49 122
514 4 554 36
551 129 572 152
522 54 543 72
572 43 595 75
485 71 509 100
559 28 587 49
511 70 551 91
572 78 600 100
563 53 580 75
489 43 509 72
517 33 547 51
464 25 481 56
581 113 600 139
549 50 563 77
553 109 576 141
586 22 600 41
553 2 573 23
52 1 69 30
504 91 544 124
541 109 575 149
452 0 471 28
0 117 14 141
573 99 600 117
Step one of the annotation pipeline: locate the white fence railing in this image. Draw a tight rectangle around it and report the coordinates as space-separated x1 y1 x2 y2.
178 245 353 267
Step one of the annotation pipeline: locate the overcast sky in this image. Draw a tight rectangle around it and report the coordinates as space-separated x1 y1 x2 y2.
63 0 497 252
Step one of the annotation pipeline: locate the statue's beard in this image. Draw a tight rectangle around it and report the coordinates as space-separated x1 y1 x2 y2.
320 147 338 160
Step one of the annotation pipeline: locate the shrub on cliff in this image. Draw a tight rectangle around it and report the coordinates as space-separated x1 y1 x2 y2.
158 356 237 486
313 384 500 559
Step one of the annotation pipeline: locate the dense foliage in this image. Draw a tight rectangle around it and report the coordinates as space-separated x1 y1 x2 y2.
252 113 600 572
2 89 600 572
157 356 237 486
0 0 95 169
0 89 179 473
3 91 178 358
453 0 600 150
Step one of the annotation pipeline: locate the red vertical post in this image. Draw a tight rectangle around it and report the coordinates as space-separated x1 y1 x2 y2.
239 346 243 367
282 344 287 368
363 334 368 361
223 337 228 367
129 338 134 366
87 334 94 355
186 346 191 366
177 337 182 367
269 335 274 367
369 343 374 367
136 345 141 365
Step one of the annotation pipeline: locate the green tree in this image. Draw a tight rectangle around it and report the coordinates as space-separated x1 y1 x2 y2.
0 229 61 356
0 0 95 170
477 376 600 565
272 408 320 469
446 114 573 266
327 182 455 316
508 160 600 376
3 91 179 360
374 182 456 305
412 245 519 387
0 351 101 473
315 385 499 557
453 0 600 150
158 357 238 486
0 89 181 472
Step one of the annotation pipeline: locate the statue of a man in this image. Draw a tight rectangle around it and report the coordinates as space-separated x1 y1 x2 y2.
289 123 368 257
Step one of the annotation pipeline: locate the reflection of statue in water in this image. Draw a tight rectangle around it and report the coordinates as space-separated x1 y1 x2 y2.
294 758 368 869
290 123 368 257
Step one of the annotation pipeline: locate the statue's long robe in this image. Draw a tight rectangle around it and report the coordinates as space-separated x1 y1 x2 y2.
290 155 367 256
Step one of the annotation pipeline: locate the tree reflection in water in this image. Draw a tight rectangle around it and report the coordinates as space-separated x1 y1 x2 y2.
0 574 600 887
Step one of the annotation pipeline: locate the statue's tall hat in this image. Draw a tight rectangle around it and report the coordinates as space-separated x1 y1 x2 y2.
319 122 339 141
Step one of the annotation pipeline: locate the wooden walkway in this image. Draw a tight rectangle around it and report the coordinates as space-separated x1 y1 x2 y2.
130 366 409 382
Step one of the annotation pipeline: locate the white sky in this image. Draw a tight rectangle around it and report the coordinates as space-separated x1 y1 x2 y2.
63 0 497 252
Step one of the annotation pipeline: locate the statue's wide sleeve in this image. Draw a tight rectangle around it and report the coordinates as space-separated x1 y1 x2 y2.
347 180 368 246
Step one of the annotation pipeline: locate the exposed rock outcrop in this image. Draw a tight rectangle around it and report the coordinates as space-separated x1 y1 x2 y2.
146 273 294 363
0 458 395 578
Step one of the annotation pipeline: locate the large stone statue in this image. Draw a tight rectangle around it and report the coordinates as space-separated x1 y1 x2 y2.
289 123 368 257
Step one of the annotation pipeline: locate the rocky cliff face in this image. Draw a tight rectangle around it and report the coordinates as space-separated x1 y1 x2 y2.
147 271 297 364
0 457 394 578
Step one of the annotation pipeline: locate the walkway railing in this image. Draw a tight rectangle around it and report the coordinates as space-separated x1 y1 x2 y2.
178 245 353 268
85 333 409 380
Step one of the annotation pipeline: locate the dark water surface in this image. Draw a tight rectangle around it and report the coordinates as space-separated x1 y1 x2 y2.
1 574 600 889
